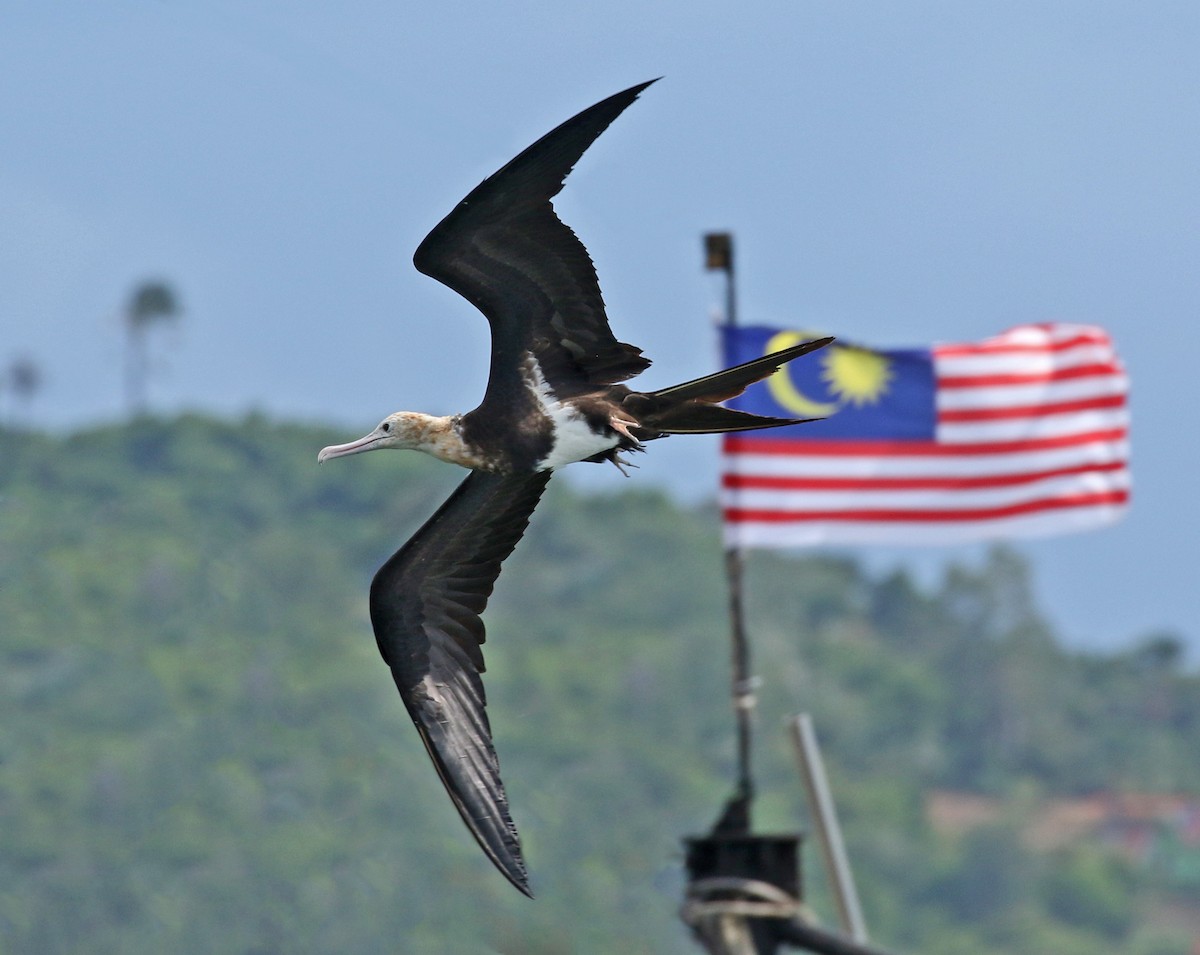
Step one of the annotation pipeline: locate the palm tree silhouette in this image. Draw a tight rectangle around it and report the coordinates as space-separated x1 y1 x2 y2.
2 356 42 426
124 280 180 414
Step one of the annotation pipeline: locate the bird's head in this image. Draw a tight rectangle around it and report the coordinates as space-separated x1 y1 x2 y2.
318 412 455 463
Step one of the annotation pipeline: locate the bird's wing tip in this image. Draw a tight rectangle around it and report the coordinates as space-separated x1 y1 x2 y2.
629 77 663 100
487 836 533 897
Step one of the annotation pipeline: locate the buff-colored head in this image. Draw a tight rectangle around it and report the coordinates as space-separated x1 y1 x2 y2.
318 412 459 464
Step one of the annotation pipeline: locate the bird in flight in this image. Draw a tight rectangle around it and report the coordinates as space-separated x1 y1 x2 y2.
318 79 830 896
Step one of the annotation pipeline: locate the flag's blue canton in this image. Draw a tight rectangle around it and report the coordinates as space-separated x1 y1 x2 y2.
721 325 938 440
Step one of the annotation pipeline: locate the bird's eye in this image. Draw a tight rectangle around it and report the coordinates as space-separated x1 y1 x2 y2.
381 422 391 432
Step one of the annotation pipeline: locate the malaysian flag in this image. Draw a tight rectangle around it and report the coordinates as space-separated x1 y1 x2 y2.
721 323 1130 548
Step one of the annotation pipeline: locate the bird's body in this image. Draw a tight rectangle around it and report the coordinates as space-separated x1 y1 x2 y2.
317 340 830 474
318 79 830 897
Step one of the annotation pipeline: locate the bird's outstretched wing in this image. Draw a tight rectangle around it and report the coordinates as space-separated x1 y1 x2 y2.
369 469 553 897
413 80 658 395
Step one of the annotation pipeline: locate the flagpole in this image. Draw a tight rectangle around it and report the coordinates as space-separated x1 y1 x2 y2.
705 232 755 827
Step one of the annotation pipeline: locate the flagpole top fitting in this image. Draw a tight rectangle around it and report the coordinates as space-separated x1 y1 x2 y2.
704 232 734 273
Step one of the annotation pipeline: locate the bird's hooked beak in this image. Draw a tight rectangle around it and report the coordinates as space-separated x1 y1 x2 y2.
317 426 389 463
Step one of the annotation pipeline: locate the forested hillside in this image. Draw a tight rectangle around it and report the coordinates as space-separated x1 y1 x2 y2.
1 415 1196 954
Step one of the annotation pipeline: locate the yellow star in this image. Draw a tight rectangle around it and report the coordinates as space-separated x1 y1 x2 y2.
821 345 893 407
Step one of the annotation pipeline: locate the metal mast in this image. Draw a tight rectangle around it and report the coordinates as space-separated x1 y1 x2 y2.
705 232 756 826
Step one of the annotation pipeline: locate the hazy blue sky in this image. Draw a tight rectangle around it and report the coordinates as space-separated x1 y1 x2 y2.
3 2 1197 656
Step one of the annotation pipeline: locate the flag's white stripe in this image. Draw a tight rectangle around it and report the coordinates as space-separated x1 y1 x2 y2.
724 440 1130 478
937 408 1129 443
942 323 1110 349
721 469 1129 513
935 375 1127 410
723 504 1126 548
934 344 1118 376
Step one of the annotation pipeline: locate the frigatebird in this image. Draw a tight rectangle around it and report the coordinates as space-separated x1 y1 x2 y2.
318 79 830 897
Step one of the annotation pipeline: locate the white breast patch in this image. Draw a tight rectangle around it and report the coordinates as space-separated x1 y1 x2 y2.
523 356 619 470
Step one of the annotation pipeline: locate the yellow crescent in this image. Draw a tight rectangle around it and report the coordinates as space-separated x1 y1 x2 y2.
764 330 839 416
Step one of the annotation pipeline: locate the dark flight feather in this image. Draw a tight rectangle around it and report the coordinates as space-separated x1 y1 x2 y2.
413 80 659 403
369 470 553 897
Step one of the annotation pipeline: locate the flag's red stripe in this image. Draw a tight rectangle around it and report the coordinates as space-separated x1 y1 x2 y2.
722 459 1127 492
935 333 1111 357
937 394 1126 422
937 363 1122 388
723 428 1128 457
723 490 1129 524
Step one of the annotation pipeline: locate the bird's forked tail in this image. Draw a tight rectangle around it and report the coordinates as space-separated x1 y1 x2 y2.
625 336 833 436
